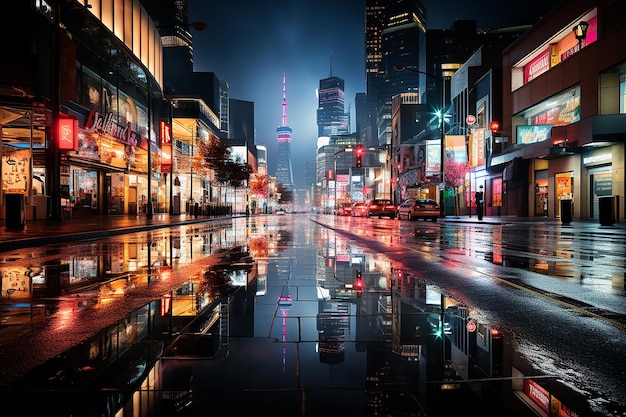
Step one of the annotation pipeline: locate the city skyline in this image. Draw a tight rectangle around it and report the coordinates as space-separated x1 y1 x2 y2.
189 0 560 188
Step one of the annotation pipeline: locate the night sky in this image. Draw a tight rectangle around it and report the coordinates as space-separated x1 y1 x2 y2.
188 0 560 189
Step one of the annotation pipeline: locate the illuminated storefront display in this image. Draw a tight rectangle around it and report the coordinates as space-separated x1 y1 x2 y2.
518 13 597 87
517 125 553 145
514 86 580 146
523 378 588 417
425 139 441 177
83 110 149 172
351 175 364 202
335 174 350 204
445 135 467 162
524 48 550 83
530 95 580 126
469 128 485 167
2 151 30 194
524 379 550 414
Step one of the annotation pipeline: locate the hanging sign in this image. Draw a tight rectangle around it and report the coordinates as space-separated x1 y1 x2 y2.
160 121 172 145
58 117 78 151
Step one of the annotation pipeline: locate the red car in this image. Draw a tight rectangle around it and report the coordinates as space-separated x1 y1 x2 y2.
336 204 353 216
351 202 368 217
366 199 397 218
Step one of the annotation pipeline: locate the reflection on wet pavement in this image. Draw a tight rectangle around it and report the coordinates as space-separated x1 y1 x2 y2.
0 215 624 416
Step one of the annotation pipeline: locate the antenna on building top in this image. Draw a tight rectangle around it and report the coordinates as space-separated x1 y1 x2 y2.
329 51 333 77
281 72 288 126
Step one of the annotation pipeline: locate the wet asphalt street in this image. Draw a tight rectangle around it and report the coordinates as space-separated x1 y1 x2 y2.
0 213 624 416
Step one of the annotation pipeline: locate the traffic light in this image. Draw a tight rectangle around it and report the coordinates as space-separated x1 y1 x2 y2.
355 146 363 168
355 270 363 297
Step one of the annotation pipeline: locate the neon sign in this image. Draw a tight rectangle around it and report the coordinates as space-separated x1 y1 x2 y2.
58 117 78 151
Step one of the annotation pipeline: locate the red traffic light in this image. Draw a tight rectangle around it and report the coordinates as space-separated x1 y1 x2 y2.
489 121 500 134
355 270 363 292
355 146 363 168
355 278 363 290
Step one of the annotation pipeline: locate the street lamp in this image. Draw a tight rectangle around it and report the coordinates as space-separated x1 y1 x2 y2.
573 21 589 49
394 64 446 217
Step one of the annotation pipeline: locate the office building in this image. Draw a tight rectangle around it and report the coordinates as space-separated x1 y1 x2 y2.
317 75 350 137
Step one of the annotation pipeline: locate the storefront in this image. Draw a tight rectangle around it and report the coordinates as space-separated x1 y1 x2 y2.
1 98 48 222
38 0 164 219
60 104 153 217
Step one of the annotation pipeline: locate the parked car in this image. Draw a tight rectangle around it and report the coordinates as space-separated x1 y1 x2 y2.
351 202 368 217
336 204 353 216
366 199 397 218
397 198 440 222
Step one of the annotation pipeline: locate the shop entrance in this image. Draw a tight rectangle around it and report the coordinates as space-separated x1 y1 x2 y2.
128 186 138 215
555 172 573 218
589 168 612 220
106 173 125 214
535 170 548 216
72 169 98 216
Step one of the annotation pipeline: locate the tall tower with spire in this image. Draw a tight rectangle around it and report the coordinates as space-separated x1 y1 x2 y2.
276 72 294 190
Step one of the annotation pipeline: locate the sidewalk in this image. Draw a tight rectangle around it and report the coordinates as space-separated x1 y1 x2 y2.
441 214 626 229
0 213 235 252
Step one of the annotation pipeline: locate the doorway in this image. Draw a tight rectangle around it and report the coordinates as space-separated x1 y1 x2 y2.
128 186 138 215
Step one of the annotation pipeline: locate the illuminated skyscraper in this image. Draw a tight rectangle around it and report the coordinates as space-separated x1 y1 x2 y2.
317 54 349 137
366 0 426 147
276 72 294 190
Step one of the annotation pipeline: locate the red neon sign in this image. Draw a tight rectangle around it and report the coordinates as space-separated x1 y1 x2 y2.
58 117 78 151
525 380 550 414
160 121 172 144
